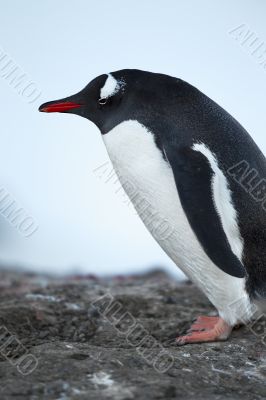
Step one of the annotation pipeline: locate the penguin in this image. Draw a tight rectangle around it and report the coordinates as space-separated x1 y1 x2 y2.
39 69 266 344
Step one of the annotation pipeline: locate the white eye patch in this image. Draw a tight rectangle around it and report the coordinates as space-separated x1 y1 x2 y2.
100 74 125 100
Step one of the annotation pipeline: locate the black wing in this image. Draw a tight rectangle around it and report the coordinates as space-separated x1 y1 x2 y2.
164 144 245 278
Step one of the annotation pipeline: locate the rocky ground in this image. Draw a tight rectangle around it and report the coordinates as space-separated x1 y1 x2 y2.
0 268 264 400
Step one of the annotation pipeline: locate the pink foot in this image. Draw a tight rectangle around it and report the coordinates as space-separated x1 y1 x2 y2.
176 316 232 345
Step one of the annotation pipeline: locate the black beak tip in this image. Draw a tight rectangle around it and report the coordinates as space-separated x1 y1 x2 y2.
39 103 45 112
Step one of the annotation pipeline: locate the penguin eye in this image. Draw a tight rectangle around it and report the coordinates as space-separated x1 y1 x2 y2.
98 97 108 106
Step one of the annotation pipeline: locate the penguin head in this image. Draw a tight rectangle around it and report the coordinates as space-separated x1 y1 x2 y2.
39 69 176 134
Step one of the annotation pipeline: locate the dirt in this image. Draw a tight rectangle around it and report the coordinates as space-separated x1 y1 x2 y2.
0 268 264 400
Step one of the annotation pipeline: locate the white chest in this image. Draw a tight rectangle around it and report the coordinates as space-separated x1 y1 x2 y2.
102 120 251 324
103 120 209 272
103 121 192 263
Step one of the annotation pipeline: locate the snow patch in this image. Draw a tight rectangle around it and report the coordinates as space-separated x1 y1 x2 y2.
25 293 60 302
90 372 114 387
89 372 134 399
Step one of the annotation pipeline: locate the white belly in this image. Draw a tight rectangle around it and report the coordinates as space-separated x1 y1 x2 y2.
103 120 252 325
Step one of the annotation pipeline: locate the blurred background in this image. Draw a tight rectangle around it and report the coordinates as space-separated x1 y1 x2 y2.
0 0 265 277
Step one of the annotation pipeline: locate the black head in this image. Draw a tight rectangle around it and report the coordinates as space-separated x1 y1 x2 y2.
39 69 181 135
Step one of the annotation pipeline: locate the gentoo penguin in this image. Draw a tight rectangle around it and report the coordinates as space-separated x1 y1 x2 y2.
39 70 266 344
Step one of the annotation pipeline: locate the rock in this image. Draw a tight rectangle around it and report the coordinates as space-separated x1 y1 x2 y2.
0 268 264 399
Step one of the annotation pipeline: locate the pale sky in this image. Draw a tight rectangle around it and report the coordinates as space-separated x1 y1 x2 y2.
0 0 265 276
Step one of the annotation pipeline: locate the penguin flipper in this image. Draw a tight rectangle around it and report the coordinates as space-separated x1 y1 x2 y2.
164 144 245 278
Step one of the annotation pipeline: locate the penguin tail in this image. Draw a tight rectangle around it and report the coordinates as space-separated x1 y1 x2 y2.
247 278 266 302
251 286 266 301
246 282 266 323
